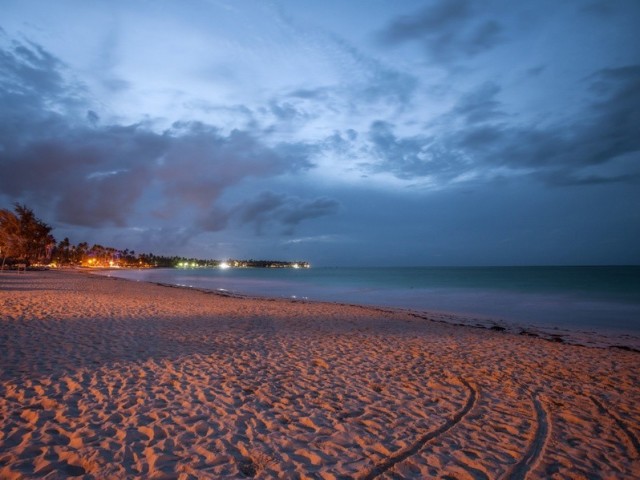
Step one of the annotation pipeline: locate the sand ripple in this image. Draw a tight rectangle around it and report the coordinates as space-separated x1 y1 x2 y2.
1 271 639 478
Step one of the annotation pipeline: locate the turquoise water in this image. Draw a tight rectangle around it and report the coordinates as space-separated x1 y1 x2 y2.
100 266 640 334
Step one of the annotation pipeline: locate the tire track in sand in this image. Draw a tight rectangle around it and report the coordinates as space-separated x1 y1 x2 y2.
590 395 640 458
503 392 549 480
358 377 478 480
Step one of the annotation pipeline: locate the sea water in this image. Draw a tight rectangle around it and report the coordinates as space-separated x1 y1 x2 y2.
99 266 640 336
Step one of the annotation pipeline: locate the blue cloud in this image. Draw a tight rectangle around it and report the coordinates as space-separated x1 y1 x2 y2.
236 191 340 235
377 0 504 64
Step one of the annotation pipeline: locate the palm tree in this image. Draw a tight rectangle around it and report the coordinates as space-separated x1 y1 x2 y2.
0 209 22 271
13 204 54 264
54 237 71 265
74 242 89 265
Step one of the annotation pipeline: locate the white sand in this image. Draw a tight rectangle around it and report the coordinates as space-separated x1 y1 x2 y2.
1 270 638 479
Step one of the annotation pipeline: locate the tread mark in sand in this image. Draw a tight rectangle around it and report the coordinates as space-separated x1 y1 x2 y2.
590 395 640 458
502 392 550 480
359 377 478 480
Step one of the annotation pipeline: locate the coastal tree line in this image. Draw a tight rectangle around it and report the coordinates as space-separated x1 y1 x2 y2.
0 204 308 270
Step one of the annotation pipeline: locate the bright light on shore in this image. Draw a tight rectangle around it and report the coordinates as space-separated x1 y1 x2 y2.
219 261 230 269
292 263 300 269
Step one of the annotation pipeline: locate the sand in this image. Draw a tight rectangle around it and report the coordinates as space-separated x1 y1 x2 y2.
1 270 638 479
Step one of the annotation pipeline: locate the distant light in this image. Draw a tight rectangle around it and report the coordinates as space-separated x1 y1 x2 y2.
292 263 300 269
219 261 230 269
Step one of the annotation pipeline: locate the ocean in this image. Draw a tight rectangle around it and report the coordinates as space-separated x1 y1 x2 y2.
97 266 640 337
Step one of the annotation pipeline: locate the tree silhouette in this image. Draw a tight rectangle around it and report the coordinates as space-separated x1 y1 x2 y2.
0 209 22 271
53 237 71 264
0 204 55 267
74 242 89 264
13 204 55 264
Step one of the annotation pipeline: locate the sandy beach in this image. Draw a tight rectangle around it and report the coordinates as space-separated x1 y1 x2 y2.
1 271 638 479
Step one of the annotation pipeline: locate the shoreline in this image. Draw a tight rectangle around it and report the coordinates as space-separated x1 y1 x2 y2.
1 270 639 478
91 267 640 351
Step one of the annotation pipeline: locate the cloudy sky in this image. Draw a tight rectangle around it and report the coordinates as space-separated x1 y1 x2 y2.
1 0 639 266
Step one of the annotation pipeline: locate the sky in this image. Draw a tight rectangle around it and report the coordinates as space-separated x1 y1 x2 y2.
1 0 639 266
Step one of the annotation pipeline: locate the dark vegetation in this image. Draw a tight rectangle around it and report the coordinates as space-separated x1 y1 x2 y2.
0 204 308 270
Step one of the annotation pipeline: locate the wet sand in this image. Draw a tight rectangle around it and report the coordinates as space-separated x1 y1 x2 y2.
1 270 638 478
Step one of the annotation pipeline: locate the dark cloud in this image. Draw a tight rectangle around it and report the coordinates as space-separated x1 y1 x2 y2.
183 100 254 118
451 82 504 125
0 38 68 99
0 38 317 234
587 64 640 95
157 122 312 212
379 0 473 42
115 226 197 256
0 36 84 144
0 123 168 226
363 64 640 187
288 87 332 100
280 197 340 228
237 191 340 235
2 118 315 227
86 110 99 126
269 100 308 123
376 0 504 64
484 64 640 178
322 129 358 156
575 66 640 165
536 170 640 187
367 121 427 179
259 99 319 135
465 20 502 56
56 167 150 227
196 206 231 232
365 121 464 181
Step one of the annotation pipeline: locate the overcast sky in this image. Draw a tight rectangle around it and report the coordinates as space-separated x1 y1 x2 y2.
1 0 639 266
